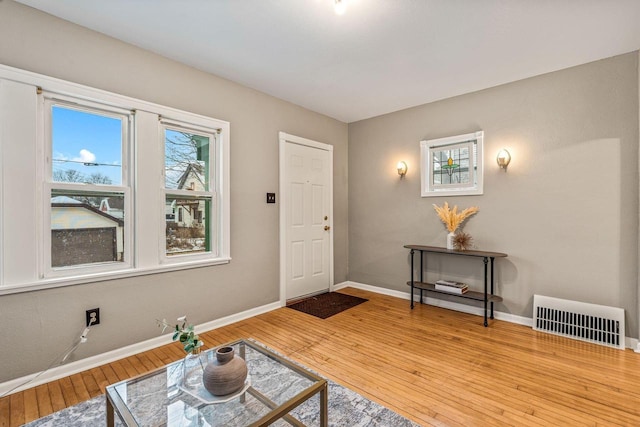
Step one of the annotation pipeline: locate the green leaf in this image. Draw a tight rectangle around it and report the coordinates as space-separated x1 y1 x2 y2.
172 331 180 341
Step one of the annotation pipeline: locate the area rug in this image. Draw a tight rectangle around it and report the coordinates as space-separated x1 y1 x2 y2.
287 292 368 319
23 339 417 427
23 379 417 427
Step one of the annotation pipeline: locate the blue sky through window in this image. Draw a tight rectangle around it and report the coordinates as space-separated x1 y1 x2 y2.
52 106 123 185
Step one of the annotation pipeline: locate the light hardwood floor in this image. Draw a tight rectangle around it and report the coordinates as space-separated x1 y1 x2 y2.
2 287 640 426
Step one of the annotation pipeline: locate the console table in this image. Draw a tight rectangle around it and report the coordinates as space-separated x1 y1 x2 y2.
404 245 507 327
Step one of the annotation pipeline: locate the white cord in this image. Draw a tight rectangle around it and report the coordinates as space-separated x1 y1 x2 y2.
0 318 96 398
80 327 91 344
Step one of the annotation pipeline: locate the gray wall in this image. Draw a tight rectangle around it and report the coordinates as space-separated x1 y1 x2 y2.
0 0 348 382
348 52 640 337
1 0 638 384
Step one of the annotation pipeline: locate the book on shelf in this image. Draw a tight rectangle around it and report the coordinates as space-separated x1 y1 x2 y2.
434 279 467 289
435 283 468 294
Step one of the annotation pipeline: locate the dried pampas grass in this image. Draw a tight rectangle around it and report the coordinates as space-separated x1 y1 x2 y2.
433 202 479 233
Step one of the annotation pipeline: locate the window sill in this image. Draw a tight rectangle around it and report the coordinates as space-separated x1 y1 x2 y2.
0 257 231 296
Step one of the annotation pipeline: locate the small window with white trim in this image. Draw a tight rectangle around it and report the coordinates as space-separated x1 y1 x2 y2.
44 96 132 275
420 131 484 197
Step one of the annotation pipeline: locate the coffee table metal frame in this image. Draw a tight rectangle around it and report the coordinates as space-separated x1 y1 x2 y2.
105 339 328 427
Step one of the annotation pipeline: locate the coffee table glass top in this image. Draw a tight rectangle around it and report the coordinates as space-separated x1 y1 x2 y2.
106 339 327 426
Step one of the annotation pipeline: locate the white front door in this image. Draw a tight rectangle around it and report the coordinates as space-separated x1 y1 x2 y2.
279 132 333 303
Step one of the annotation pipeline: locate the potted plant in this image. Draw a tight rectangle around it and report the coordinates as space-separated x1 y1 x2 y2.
157 316 204 390
157 315 204 354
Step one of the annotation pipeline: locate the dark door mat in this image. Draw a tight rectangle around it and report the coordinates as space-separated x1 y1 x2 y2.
287 292 368 319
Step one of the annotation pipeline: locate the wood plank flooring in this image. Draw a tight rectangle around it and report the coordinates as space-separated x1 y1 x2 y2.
2 287 640 426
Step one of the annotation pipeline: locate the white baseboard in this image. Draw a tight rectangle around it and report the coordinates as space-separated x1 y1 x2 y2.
334 280 412 301
0 301 281 396
335 281 531 327
336 281 638 349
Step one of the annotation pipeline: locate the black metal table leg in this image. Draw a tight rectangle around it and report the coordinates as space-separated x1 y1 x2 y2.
410 249 415 309
483 257 488 327
419 250 424 304
490 257 495 319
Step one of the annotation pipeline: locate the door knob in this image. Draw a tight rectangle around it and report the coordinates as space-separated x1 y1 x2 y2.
324 226 331 231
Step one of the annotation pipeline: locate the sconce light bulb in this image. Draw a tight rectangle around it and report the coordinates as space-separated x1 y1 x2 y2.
397 161 408 177
334 0 346 15
496 149 511 171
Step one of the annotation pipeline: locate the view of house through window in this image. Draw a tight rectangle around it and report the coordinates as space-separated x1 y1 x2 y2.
51 190 124 267
164 128 214 256
49 103 128 269
0 69 230 288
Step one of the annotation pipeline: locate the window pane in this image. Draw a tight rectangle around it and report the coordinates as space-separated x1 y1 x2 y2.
51 191 125 267
166 196 211 256
165 129 210 190
431 144 472 186
51 106 123 185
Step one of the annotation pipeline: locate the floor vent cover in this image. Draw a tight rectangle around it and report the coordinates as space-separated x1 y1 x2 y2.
533 295 624 349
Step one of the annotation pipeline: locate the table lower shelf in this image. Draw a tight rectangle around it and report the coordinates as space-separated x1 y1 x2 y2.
407 281 503 303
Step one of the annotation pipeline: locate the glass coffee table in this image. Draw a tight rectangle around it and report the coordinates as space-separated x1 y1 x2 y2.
106 339 327 426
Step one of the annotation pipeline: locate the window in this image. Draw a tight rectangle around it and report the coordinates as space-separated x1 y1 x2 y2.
162 123 217 259
420 131 484 197
44 98 132 275
0 65 230 293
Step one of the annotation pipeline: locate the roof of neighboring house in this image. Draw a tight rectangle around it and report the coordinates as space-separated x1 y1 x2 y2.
51 196 83 204
52 202 124 226
176 163 205 190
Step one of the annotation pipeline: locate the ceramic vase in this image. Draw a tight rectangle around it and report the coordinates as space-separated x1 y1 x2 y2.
203 346 248 396
447 232 455 250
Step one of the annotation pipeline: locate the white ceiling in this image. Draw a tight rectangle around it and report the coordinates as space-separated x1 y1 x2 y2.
15 0 640 123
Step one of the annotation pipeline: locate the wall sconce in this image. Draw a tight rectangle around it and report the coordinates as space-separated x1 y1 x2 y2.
397 161 408 178
496 149 511 171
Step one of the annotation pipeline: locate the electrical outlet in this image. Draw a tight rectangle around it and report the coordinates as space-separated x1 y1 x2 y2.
86 308 100 326
266 193 276 203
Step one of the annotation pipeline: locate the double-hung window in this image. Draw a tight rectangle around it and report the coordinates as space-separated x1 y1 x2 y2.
0 64 230 293
43 95 133 276
161 120 219 261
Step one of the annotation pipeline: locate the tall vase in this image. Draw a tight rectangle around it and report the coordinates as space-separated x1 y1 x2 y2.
203 346 248 396
446 232 455 250
181 347 205 392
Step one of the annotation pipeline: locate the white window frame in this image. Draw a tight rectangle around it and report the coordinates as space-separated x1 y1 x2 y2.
420 131 484 197
0 63 231 295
